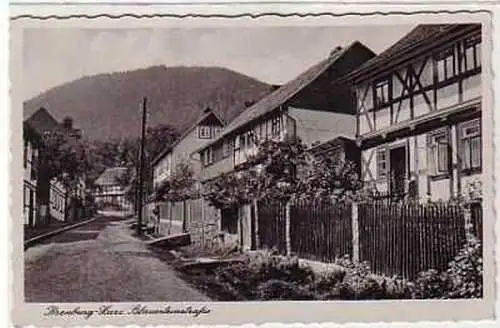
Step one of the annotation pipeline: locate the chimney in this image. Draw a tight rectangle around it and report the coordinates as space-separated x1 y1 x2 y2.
62 117 73 130
330 46 343 57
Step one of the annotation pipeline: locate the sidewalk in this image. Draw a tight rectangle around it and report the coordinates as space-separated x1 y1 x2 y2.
24 216 96 241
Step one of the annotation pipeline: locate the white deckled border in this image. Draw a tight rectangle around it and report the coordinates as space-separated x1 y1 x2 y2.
5 1 500 327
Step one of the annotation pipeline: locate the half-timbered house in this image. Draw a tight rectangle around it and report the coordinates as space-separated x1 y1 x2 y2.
193 41 375 250
341 24 482 201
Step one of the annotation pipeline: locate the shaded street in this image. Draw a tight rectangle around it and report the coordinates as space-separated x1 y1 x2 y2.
24 215 210 302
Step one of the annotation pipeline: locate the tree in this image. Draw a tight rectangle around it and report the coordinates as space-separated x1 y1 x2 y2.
203 137 363 208
203 170 259 209
245 137 310 203
85 123 179 202
37 129 89 223
300 154 363 202
145 124 179 160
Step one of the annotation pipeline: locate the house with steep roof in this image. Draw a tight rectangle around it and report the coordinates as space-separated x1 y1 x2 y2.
93 167 133 211
192 42 376 250
23 120 42 227
341 24 482 201
23 107 86 226
145 107 226 234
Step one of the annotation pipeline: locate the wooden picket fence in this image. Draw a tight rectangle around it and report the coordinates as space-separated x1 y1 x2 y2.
358 200 468 279
257 200 287 255
289 200 352 262
256 198 483 280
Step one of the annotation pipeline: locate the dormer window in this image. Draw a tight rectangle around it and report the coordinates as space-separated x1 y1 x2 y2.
374 78 390 107
199 126 212 139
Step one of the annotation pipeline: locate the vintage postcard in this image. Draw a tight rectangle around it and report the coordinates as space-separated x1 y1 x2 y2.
8 2 496 326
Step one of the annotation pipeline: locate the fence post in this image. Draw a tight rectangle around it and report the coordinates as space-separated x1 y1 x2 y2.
285 201 291 256
253 199 259 249
463 203 473 242
352 202 360 262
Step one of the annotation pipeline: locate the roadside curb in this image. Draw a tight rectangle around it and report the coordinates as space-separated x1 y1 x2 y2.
24 217 98 250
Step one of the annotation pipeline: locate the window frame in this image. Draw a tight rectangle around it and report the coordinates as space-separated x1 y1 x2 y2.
462 34 481 73
376 148 388 181
427 128 451 180
459 118 482 175
374 78 390 108
198 125 212 139
271 116 281 137
435 46 458 83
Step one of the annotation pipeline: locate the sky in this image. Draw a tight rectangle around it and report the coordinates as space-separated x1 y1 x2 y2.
23 25 415 100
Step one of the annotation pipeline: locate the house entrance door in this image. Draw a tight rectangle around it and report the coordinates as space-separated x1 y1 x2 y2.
389 146 407 196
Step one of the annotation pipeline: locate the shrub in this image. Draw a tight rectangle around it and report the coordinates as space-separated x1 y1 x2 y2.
411 237 483 299
329 256 412 300
412 269 450 299
256 279 314 300
445 236 483 298
213 251 316 300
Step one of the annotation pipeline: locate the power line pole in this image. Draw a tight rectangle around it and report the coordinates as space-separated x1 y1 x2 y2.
137 97 147 236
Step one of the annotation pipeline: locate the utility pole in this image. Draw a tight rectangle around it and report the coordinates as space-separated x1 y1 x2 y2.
137 97 147 236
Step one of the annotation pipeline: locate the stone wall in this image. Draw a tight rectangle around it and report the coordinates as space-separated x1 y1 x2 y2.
187 202 220 248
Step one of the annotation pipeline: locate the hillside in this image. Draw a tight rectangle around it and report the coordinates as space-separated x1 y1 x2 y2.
23 66 273 141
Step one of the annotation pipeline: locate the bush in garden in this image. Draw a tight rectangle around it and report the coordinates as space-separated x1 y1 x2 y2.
313 260 412 300
256 279 314 300
412 269 451 299
209 245 481 300
213 250 316 300
445 236 483 299
411 237 483 299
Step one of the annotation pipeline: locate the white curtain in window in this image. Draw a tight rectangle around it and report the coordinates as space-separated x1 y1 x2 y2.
428 144 436 175
471 136 481 168
462 139 471 169
437 141 448 172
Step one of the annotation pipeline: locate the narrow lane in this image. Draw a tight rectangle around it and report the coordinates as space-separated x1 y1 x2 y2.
24 215 210 302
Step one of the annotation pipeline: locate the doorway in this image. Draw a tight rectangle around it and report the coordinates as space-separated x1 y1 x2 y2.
389 146 407 196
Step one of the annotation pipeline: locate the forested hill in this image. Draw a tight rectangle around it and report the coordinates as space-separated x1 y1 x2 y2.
24 65 273 141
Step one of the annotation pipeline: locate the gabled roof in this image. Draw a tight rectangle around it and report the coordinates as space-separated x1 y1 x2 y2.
151 108 225 166
94 167 130 186
341 24 481 84
24 107 65 136
24 107 83 144
196 41 375 153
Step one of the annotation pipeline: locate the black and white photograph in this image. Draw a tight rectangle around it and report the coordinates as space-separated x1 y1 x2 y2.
9 4 495 326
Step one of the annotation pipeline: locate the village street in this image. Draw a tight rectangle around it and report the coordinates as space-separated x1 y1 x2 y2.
24 215 210 303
